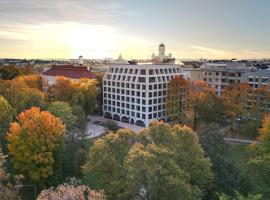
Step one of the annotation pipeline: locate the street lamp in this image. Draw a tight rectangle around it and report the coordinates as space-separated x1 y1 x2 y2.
237 117 241 140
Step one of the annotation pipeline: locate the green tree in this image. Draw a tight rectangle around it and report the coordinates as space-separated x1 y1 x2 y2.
219 191 262 200
83 122 213 200
82 128 136 200
74 148 87 177
248 115 270 198
71 105 86 130
6 107 66 187
104 120 119 132
125 122 213 200
48 101 77 131
0 96 15 152
199 124 251 199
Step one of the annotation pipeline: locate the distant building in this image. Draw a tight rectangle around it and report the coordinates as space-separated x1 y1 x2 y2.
152 43 174 63
79 55 83 66
103 63 184 127
245 70 270 88
189 62 252 96
42 65 96 85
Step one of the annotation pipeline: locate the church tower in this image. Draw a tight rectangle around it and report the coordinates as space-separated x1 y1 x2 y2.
158 43 165 59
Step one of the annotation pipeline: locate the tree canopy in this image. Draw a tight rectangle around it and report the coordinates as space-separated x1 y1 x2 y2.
83 121 213 200
6 107 66 186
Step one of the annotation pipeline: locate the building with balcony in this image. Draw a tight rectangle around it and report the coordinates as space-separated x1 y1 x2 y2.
189 62 252 96
245 70 270 89
102 63 184 127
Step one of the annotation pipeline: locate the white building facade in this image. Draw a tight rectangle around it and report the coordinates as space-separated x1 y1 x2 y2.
103 64 184 127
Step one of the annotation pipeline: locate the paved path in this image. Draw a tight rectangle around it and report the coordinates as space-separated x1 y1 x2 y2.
224 137 261 144
85 115 145 139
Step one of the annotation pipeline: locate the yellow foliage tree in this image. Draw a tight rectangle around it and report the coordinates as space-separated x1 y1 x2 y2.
6 107 66 184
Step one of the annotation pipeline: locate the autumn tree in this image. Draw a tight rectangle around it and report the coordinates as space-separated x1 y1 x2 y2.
188 80 217 130
71 78 97 114
166 76 188 123
0 64 33 80
14 75 43 91
37 177 106 200
93 72 104 114
48 77 97 115
48 76 74 102
0 80 46 113
0 96 15 133
221 83 252 120
0 147 22 200
6 107 66 187
0 65 21 80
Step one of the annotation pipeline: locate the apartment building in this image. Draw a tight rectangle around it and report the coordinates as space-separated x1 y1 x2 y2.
189 62 251 96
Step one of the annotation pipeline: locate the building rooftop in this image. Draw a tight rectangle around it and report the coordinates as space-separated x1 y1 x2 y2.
42 65 96 79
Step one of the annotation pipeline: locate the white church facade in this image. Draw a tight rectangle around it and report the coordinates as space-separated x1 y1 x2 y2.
151 43 173 62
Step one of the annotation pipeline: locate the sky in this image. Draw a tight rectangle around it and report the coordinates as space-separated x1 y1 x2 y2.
0 0 270 59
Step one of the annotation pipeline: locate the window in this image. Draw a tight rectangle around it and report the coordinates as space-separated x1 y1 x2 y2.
141 69 146 75
138 77 146 83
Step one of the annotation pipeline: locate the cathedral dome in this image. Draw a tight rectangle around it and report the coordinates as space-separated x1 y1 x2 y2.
159 43 165 48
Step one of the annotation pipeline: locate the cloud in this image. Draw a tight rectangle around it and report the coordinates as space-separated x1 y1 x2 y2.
0 0 139 26
190 45 231 58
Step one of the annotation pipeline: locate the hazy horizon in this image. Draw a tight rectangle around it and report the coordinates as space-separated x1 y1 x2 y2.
1 0 270 60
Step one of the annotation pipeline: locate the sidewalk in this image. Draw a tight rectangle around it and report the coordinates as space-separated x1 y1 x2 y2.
85 115 145 139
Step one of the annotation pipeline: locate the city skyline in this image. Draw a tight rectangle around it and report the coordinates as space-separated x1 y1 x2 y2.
0 0 270 59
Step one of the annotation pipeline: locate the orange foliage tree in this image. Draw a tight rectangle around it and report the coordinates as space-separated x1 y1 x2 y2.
14 74 44 91
48 76 74 102
48 77 97 115
6 107 66 185
188 80 217 130
166 76 188 123
221 83 252 120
